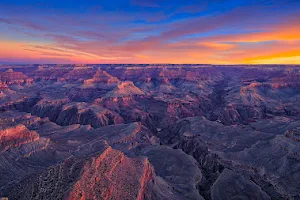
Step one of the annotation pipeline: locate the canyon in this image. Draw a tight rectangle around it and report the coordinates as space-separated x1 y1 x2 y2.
0 64 300 200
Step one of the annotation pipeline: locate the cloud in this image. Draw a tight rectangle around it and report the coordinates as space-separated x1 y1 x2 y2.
0 17 47 31
1 0 300 64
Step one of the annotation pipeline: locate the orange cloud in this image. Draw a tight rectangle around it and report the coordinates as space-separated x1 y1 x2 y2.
202 19 300 44
1 16 300 65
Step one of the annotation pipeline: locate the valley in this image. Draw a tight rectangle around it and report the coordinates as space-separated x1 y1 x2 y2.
0 64 300 199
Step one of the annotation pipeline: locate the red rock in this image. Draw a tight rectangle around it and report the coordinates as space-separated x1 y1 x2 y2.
67 147 155 200
0 70 33 85
0 124 39 152
84 68 120 85
104 81 145 98
58 67 95 82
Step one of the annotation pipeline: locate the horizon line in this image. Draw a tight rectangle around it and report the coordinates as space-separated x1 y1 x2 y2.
1 63 300 66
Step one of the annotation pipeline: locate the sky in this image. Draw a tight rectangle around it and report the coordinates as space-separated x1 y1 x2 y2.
0 0 300 64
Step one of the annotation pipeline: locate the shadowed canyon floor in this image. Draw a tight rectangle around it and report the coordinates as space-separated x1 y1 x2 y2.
0 64 300 200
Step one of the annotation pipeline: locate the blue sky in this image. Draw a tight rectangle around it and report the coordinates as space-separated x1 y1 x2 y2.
0 0 300 64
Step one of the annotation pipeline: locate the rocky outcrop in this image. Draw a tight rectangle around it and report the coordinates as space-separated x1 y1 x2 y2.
0 96 40 113
32 100 124 128
58 67 95 82
104 81 145 98
1 147 155 200
0 82 14 98
68 147 155 200
30 66 71 81
218 104 266 125
32 98 69 121
0 82 8 90
285 127 300 142
0 69 33 85
84 68 120 86
142 146 204 200
0 124 39 152
211 169 270 200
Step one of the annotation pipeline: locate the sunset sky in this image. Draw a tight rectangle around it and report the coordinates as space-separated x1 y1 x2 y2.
0 0 300 64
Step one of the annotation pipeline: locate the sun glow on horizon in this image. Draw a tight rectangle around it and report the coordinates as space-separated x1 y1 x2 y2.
0 0 300 64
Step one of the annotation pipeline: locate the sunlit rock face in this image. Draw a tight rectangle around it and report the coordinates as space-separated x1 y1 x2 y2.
0 64 300 199
0 124 39 152
58 66 96 82
104 81 146 98
0 68 33 86
84 68 120 85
